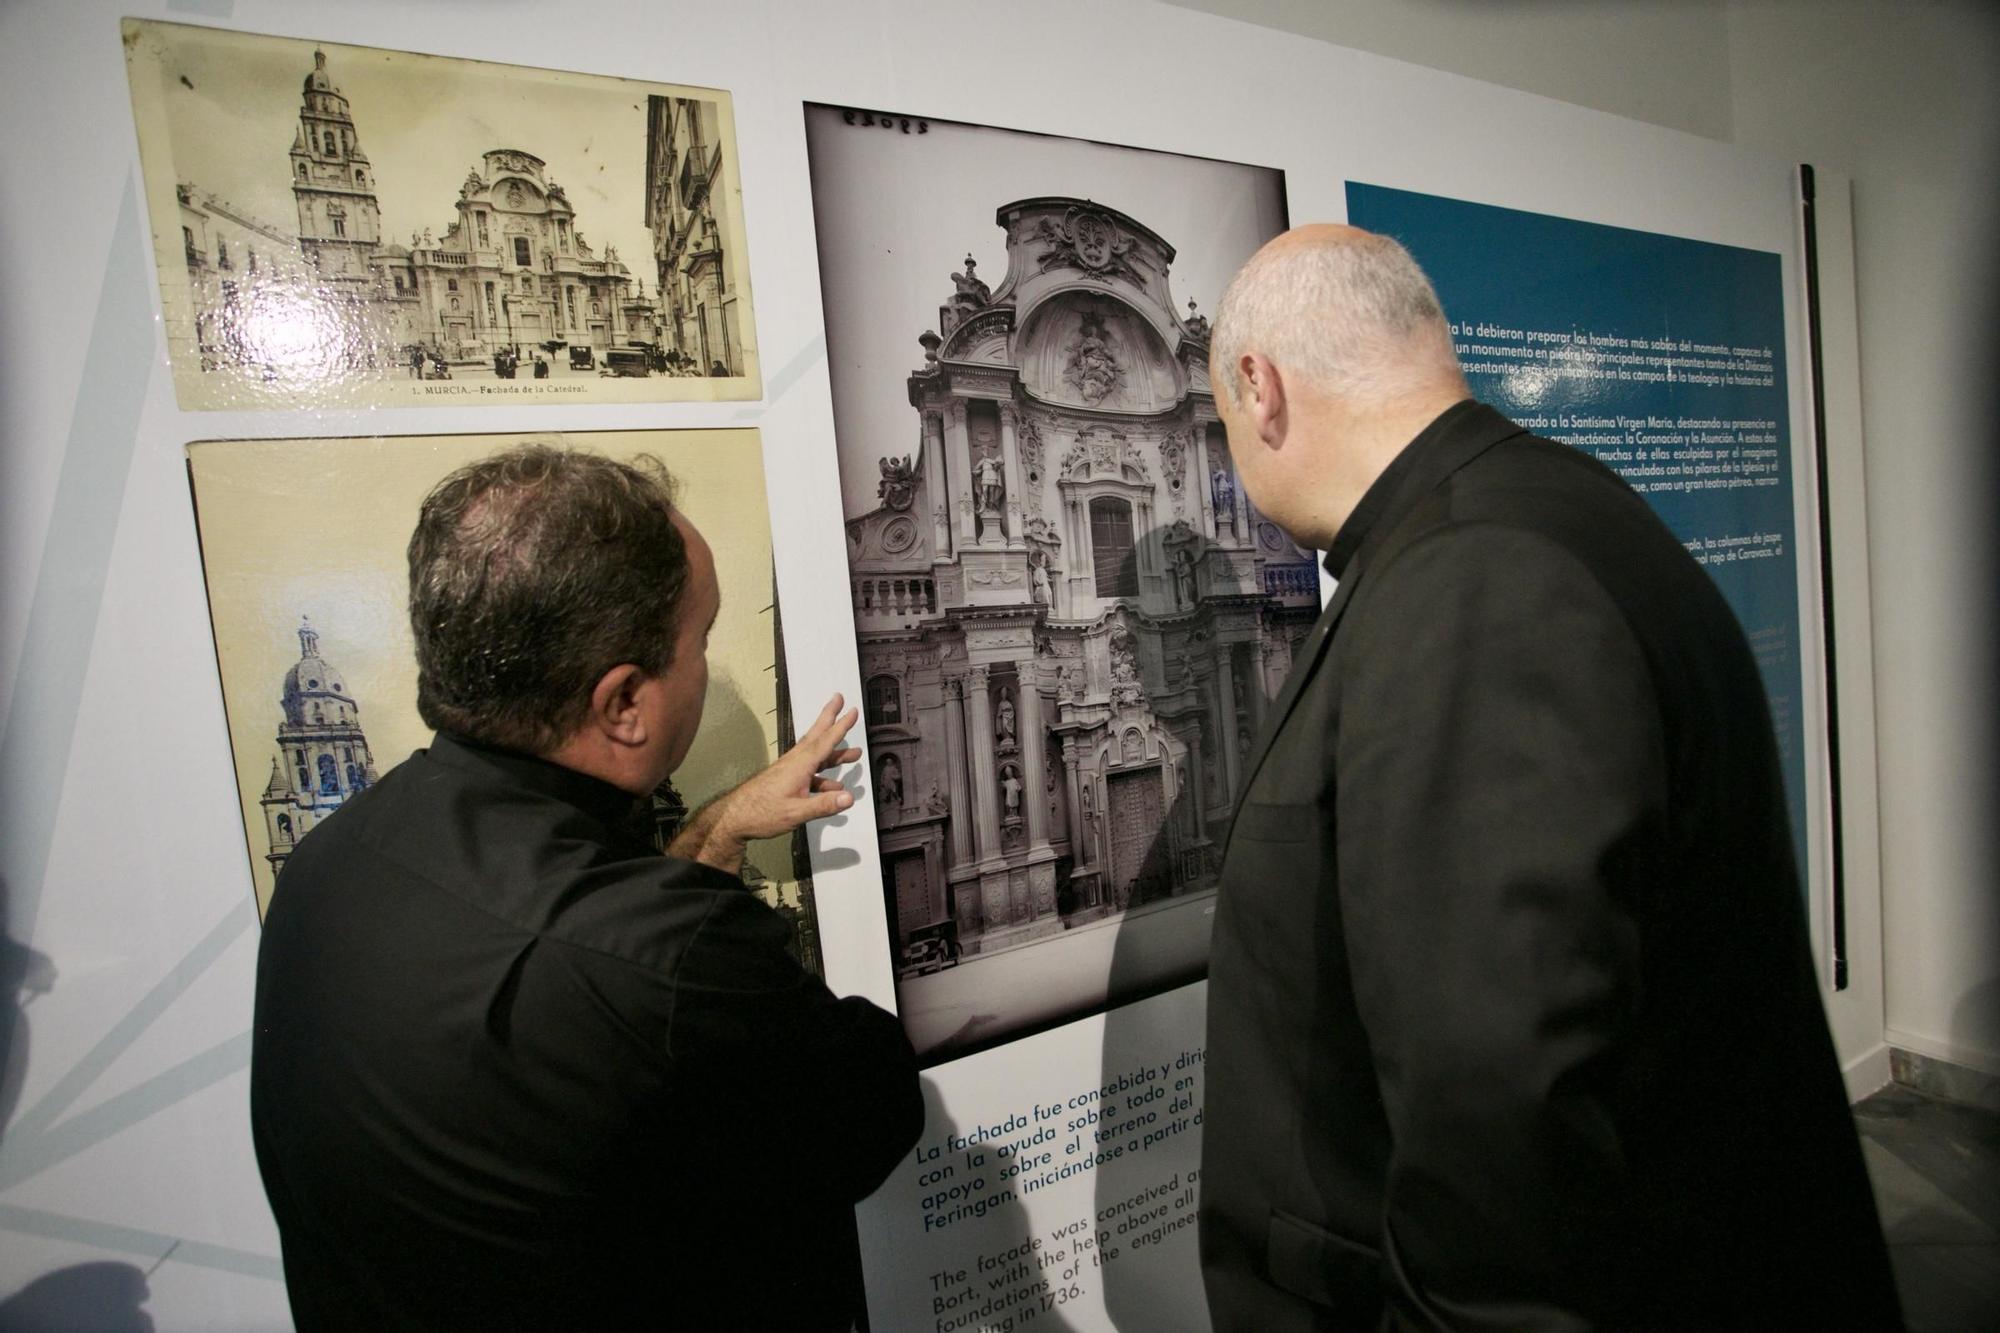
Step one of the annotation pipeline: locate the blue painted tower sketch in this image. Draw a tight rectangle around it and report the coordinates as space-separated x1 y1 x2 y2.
259 618 379 879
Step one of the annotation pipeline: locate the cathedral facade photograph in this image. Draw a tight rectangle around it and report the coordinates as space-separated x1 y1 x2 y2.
125 20 758 408
807 107 1303 1062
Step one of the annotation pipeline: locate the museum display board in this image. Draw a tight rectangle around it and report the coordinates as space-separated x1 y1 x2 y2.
0 2 1837 1328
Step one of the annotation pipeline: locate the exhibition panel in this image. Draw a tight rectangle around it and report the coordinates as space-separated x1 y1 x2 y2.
806 105 1301 1066
124 21 760 409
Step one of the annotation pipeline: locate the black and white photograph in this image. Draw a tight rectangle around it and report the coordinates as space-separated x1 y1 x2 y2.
805 105 1309 1064
124 20 758 409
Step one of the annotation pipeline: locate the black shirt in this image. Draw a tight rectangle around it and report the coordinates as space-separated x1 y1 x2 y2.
251 733 922 1331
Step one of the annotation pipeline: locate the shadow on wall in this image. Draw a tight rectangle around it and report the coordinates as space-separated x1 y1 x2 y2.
873 1080 1081 1333
0 1262 155 1333
1085 522 1266 1330
0 887 156 1332
1 874 57 1141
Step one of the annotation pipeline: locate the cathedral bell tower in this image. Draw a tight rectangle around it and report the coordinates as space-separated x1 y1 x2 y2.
260 617 379 884
288 50 383 289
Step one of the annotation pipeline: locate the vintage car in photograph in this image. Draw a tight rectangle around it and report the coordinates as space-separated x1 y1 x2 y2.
898 921 961 976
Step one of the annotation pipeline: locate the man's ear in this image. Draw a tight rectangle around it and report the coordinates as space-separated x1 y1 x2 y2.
1238 352 1288 448
587 663 649 747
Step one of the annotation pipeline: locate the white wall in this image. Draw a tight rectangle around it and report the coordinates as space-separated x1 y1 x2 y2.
1727 1 2000 1077
1175 0 2000 1085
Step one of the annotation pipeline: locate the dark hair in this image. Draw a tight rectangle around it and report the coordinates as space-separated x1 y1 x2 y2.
408 443 688 753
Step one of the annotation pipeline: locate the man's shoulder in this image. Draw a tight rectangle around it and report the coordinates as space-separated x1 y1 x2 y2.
1384 430 1687 579
272 747 785 985
1353 424 1747 683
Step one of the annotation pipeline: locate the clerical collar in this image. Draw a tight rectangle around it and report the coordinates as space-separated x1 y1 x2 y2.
1321 398 1480 581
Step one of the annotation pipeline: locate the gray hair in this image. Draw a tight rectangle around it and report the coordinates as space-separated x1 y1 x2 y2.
408 443 689 754
1210 229 1461 403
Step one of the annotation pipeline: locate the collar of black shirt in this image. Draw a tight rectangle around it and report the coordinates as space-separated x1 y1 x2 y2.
1321 396 1483 582
425 730 656 840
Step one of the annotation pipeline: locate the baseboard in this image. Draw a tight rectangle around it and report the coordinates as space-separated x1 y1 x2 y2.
1885 1028 2000 1076
1841 1042 1894 1104
1886 1037 2000 1114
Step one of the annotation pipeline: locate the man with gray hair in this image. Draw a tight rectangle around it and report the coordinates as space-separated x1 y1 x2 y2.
1197 226 1896 1329
252 444 922 1331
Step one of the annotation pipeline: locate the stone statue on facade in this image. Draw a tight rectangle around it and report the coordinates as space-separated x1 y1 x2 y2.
974 451 1005 519
1064 311 1123 404
1109 625 1144 708
878 753 903 808
996 690 1017 749
1172 546 1198 609
1184 298 1211 340
1001 766 1023 818
1030 552 1052 606
949 254 991 311
1211 465 1236 526
876 454 918 512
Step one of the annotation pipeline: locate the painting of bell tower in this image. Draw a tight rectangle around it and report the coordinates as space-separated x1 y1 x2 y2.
260 617 379 885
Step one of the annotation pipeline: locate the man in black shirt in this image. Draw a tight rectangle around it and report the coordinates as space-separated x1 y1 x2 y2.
251 445 922 1331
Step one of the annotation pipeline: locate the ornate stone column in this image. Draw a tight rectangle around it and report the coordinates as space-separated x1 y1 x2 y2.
998 403 1025 547
1061 736 1085 866
1186 726 1210 842
964 666 1002 867
942 677 974 872
923 410 951 558
945 399 977 551
1194 424 1218 540
1019 673 1051 854
1242 644 1267 739
1212 653 1241 806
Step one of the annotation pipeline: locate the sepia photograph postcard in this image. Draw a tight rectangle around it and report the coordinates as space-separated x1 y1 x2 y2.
187 428 824 974
805 104 1304 1064
125 20 759 410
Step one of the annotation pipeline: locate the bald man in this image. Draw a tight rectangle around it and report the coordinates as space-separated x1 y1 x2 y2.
1196 226 1897 1330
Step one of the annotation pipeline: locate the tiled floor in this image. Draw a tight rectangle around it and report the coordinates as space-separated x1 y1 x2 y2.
1854 1082 2000 1330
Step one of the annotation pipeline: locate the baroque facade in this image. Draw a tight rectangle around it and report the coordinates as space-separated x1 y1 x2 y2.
845 198 1319 972
260 619 379 880
184 49 649 372
367 146 643 360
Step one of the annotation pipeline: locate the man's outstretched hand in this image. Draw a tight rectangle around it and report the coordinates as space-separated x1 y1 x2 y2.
667 694 862 876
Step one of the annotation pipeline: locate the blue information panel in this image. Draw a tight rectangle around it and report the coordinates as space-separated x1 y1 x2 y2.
1345 183 1808 866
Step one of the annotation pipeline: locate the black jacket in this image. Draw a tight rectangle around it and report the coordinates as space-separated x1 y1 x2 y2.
1199 401 1898 1330
252 733 922 1331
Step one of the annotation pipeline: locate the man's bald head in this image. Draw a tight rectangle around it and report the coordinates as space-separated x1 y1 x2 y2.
1210 224 1464 408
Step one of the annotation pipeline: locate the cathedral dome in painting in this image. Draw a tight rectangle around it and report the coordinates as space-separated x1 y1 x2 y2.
260 617 379 901
281 619 358 726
